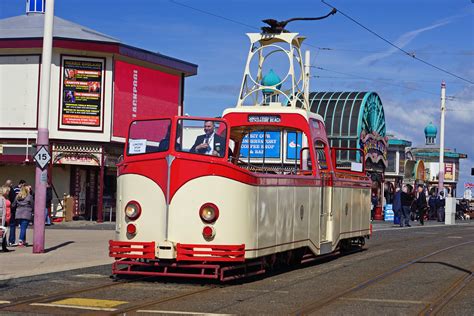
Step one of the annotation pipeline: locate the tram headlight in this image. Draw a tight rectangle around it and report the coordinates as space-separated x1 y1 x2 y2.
199 203 219 223
125 201 141 220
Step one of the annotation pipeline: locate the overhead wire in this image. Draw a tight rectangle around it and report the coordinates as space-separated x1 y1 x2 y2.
310 65 459 99
169 0 472 94
320 0 474 85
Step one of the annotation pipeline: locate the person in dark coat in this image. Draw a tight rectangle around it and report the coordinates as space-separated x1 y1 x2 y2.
190 121 225 157
400 185 413 227
370 193 378 221
428 190 438 220
415 184 428 225
45 184 53 226
436 191 446 222
393 187 402 226
8 179 25 246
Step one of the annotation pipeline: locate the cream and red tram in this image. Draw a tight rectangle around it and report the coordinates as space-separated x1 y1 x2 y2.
109 31 372 281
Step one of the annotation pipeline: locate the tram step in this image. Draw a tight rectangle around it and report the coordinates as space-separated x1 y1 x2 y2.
320 241 332 255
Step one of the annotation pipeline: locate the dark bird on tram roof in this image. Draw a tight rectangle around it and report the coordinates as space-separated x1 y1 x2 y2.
261 8 337 34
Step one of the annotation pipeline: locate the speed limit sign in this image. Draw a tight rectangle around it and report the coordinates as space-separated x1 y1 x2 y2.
34 146 51 170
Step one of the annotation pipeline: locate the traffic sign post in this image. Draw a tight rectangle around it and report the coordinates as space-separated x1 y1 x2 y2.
33 0 55 253
34 146 51 170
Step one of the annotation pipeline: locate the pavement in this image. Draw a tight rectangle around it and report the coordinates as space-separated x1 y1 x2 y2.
0 221 115 281
0 219 471 281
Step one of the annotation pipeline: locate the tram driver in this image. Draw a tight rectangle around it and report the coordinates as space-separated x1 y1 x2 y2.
191 121 225 157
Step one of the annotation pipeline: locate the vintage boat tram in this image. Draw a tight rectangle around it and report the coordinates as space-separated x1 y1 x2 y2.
109 31 372 281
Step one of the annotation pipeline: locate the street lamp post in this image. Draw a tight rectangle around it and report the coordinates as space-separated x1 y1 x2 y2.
33 0 55 253
438 81 446 194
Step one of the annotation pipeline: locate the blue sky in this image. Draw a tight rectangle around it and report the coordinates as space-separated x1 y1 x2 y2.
1 0 473 194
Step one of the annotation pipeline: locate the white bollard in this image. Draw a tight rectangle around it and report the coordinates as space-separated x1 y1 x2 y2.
445 197 456 225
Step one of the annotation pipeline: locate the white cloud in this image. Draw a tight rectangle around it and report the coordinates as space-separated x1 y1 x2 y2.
359 15 460 65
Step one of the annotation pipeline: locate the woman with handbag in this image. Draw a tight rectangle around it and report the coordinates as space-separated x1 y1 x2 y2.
12 186 33 247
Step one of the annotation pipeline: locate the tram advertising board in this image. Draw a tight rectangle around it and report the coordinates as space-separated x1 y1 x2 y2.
286 132 302 160
60 56 105 130
240 131 281 159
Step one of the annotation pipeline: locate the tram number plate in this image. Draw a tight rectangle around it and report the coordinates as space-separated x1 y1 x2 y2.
248 115 281 123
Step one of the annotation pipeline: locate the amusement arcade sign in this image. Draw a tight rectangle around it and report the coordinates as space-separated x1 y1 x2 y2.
360 130 388 168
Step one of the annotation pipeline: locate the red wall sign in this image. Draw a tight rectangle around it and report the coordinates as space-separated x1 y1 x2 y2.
113 60 180 139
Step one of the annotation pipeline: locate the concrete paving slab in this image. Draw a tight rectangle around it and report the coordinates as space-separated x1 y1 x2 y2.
0 228 114 280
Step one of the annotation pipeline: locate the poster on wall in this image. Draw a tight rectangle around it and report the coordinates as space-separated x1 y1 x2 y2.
60 56 105 130
112 60 180 139
445 163 454 181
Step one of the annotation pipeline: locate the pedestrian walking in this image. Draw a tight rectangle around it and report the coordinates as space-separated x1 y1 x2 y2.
45 184 52 225
393 187 402 226
428 190 437 220
8 180 24 246
12 185 34 247
1 186 12 252
415 184 428 225
371 193 378 221
437 191 445 222
400 185 413 227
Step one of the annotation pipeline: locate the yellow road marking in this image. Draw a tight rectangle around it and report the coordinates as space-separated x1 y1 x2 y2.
51 298 127 308
0 301 11 304
31 302 117 311
30 303 117 312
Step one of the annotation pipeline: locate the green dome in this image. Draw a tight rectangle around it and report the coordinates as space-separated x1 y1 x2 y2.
424 122 437 137
261 69 282 93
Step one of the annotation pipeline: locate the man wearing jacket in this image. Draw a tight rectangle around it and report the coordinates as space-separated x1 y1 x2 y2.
400 185 413 227
416 185 428 225
190 121 225 157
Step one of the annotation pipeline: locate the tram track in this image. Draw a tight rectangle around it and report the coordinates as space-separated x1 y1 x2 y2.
293 240 474 315
418 264 473 315
1 226 471 315
102 286 218 316
0 275 157 313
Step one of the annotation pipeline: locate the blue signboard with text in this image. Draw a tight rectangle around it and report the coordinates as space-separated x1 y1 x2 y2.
286 132 302 160
240 131 281 158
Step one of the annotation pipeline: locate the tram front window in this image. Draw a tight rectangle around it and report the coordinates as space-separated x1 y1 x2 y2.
176 119 227 158
127 119 171 156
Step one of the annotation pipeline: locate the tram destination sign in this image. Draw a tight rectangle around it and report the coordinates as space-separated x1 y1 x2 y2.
248 115 281 123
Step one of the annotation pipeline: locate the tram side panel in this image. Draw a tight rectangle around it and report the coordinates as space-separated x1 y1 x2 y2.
293 187 311 248
276 186 295 253
308 187 322 255
256 186 278 258
339 187 371 242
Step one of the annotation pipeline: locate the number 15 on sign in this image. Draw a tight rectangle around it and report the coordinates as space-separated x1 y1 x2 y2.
34 146 51 170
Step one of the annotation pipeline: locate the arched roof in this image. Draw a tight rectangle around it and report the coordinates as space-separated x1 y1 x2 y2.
308 91 386 139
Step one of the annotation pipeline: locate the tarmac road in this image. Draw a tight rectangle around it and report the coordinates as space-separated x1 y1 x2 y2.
0 222 473 315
